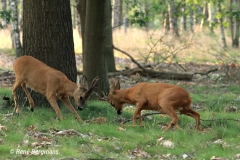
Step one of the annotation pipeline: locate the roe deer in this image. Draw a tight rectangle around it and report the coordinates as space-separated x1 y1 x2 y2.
12 55 99 122
107 79 201 131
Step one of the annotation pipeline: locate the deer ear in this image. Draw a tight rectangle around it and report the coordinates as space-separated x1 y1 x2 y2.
110 79 116 91
78 75 88 89
115 79 120 90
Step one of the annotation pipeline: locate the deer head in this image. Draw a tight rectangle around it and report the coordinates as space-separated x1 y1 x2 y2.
108 79 123 115
74 75 99 110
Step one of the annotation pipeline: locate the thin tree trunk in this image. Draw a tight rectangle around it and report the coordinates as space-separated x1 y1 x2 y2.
217 1 227 48
189 6 194 33
168 0 179 37
181 0 187 31
232 0 239 48
163 10 170 33
144 0 149 32
10 0 22 57
113 0 118 29
124 1 129 33
208 2 214 33
200 2 208 30
1 0 7 28
76 0 86 57
118 0 122 30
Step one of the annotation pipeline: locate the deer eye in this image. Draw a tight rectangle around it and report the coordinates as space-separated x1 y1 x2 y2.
80 96 83 101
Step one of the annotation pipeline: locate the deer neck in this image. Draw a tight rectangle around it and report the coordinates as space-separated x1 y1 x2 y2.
63 80 78 97
116 88 133 104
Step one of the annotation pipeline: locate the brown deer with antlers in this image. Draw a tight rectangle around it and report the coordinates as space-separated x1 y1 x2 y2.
12 56 99 122
106 79 201 131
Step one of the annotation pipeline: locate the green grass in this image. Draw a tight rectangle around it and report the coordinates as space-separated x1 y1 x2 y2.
0 86 239 159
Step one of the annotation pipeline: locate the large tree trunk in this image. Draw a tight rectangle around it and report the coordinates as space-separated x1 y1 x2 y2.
83 0 109 94
10 0 22 57
105 0 117 72
22 0 77 106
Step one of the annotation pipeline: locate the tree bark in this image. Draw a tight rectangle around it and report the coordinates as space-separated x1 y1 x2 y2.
181 0 187 31
83 0 109 94
22 0 77 106
10 0 22 57
76 0 86 55
217 0 227 48
168 0 179 37
232 0 239 48
105 0 117 72
1 0 7 28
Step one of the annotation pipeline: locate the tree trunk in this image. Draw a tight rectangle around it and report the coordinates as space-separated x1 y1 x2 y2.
144 0 149 32
163 10 170 33
105 0 117 72
217 1 227 48
181 0 187 31
83 0 109 94
168 0 179 37
232 0 239 48
189 6 194 33
113 0 118 29
10 0 22 57
1 0 7 28
124 1 129 33
76 0 86 55
208 2 214 33
200 2 208 30
22 0 77 106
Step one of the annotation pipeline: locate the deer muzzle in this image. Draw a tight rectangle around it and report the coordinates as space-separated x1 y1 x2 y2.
117 109 122 115
78 105 84 110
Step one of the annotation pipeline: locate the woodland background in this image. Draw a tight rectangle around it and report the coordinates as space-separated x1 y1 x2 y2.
0 0 240 159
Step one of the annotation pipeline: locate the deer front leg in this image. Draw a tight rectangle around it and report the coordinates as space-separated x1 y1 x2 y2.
133 103 144 125
21 83 34 112
61 97 83 123
47 97 63 121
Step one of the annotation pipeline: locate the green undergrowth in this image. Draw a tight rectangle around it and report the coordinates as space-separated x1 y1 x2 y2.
0 85 239 159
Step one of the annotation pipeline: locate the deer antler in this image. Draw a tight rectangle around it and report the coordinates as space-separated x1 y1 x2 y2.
94 92 109 101
85 76 100 99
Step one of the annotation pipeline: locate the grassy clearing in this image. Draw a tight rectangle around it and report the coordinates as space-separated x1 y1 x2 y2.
0 85 239 159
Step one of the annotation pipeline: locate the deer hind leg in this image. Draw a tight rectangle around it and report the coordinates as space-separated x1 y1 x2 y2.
180 108 201 131
21 83 34 112
61 97 83 123
12 81 21 115
47 97 63 121
159 102 180 131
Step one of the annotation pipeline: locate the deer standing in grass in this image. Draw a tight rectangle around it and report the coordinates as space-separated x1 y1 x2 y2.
12 56 99 122
107 79 201 131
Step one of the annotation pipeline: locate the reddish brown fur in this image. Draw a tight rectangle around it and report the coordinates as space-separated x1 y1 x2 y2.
109 79 201 131
12 56 97 122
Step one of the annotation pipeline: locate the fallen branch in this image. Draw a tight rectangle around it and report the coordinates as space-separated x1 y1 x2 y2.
194 68 218 75
113 45 193 81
